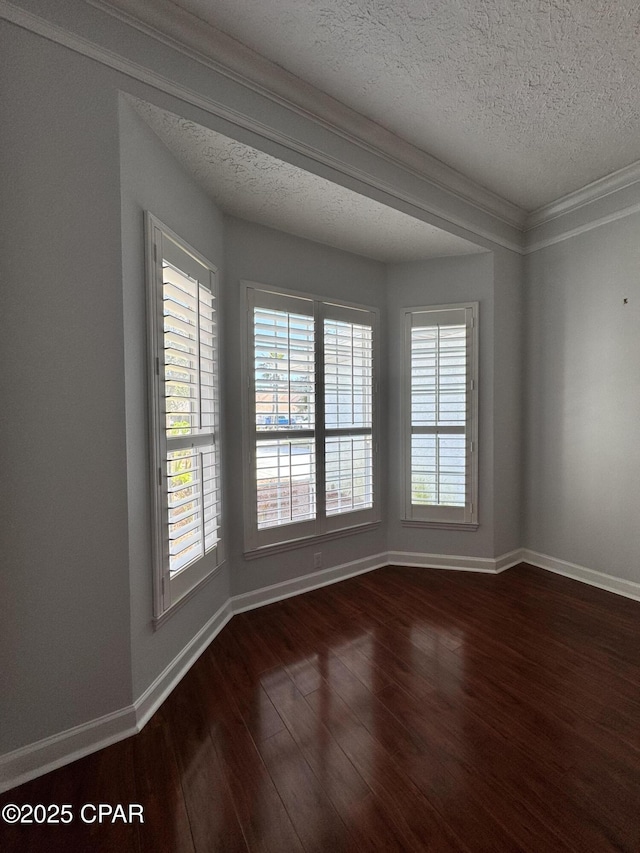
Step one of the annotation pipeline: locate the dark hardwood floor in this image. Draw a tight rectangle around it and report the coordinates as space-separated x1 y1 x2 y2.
2 563 639 852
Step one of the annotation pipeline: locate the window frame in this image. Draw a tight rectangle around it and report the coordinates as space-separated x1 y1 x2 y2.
242 281 380 554
146 213 224 620
402 302 479 529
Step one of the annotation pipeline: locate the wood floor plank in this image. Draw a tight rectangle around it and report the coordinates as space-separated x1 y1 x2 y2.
191 661 305 853
257 727 355 853
304 685 469 852
226 612 282 674
259 667 371 814
561 763 640 852
134 708 194 853
0 737 141 853
206 630 286 743
311 650 425 757
163 671 248 853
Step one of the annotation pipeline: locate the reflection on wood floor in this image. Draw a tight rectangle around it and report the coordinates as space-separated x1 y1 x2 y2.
2 563 640 851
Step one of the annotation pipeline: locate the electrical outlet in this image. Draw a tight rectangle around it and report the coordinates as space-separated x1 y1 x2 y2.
314 552 322 569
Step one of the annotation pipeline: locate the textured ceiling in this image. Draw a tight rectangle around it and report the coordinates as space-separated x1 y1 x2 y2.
171 0 640 211
131 98 482 261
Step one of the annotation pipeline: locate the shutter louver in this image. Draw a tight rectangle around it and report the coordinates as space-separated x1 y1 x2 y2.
162 261 220 574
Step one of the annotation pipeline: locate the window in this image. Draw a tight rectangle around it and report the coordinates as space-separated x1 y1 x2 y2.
404 303 478 527
245 284 378 551
146 214 223 617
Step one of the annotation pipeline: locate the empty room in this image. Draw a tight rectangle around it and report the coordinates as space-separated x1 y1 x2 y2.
1 1 639 850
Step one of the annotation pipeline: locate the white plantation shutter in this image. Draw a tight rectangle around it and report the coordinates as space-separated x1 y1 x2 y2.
246 285 378 550
147 214 223 616
405 304 477 526
324 308 375 528
163 265 219 570
249 289 317 547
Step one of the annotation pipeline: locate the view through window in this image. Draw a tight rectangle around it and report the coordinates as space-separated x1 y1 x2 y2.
246 286 378 549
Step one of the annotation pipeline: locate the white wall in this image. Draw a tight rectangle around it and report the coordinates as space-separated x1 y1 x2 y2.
223 217 388 596
525 214 640 584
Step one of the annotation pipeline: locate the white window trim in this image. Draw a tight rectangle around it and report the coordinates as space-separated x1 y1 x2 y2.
146 213 224 620
242 281 380 554
402 302 479 528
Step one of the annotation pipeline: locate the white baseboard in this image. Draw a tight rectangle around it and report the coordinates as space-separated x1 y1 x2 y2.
0 705 138 796
134 599 233 729
231 551 388 614
522 549 640 602
0 556 386 795
387 548 523 574
0 600 233 796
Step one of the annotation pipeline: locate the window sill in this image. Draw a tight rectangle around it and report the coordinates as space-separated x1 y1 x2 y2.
153 561 225 630
244 520 381 560
401 520 479 531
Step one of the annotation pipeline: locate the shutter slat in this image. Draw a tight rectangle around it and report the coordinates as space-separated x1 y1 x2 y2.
169 530 202 557
169 516 202 540
164 314 197 337
161 271 221 575
163 280 198 311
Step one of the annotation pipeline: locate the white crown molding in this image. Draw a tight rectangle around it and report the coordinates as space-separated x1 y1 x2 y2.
92 0 640 247
94 0 640 243
526 159 640 231
524 199 640 254
88 0 525 231
5 0 640 254
0 0 523 254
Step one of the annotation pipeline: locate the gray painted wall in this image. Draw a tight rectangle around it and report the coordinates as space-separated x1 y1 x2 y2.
493 248 525 556
119 99 232 699
0 23 133 752
525 214 640 583
223 217 388 596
